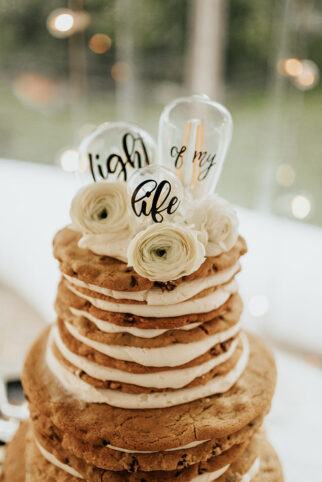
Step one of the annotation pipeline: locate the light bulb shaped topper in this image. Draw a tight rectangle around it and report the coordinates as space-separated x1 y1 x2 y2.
128 165 184 224
158 94 233 198
79 122 156 183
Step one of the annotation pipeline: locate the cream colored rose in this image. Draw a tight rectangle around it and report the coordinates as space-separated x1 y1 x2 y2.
70 181 131 236
127 223 205 282
188 195 239 257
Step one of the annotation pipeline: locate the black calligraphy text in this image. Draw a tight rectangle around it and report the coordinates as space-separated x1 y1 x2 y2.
170 145 216 181
131 179 180 223
89 132 150 182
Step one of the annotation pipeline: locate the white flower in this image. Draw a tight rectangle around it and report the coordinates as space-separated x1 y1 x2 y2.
127 223 205 281
70 181 131 237
188 194 239 257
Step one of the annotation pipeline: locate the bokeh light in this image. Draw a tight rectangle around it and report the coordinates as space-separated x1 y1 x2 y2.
60 149 79 172
291 195 311 219
292 60 319 91
89 34 112 54
55 13 74 32
284 58 302 77
248 295 269 317
13 72 58 108
47 9 90 38
277 57 319 91
47 9 75 38
111 62 131 83
276 164 295 187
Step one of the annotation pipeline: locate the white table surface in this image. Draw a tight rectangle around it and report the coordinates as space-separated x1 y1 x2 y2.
0 159 321 481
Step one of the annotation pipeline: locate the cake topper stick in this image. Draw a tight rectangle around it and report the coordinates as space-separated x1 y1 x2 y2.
179 118 200 187
158 94 233 198
78 121 156 184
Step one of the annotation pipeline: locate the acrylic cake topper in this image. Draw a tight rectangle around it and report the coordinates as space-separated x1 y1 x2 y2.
128 165 184 224
79 122 156 183
158 94 233 198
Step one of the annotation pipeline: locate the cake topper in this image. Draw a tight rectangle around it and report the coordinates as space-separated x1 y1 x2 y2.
128 165 184 224
158 94 232 198
79 121 156 183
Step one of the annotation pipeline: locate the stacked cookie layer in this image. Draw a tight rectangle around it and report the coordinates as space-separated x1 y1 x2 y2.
2 226 283 481
51 228 248 409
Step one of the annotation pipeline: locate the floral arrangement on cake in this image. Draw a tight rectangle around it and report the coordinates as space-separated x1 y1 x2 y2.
70 94 238 282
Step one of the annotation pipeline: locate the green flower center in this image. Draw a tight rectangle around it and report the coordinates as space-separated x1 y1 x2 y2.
155 248 166 257
98 208 108 220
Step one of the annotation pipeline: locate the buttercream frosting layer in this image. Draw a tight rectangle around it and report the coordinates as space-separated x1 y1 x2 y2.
35 438 233 481
36 439 84 479
52 326 240 389
65 279 238 318
69 307 202 338
63 262 240 305
63 320 241 367
35 438 260 481
46 332 249 409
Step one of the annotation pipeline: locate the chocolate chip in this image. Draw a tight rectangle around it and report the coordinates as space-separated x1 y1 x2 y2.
124 314 134 324
129 456 139 472
130 276 138 287
198 467 207 474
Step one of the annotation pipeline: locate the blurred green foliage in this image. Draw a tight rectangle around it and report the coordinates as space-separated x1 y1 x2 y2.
0 0 320 89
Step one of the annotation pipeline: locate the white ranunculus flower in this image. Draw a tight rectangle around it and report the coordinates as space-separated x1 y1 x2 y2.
127 223 205 282
70 181 131 236
188 194 239 257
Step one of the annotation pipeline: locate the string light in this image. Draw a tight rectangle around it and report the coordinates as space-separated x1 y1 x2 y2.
60 149 79 172
291 195 311 219
276 164 295 187
111 62 131 83
248 295 269 317
89 34 112 54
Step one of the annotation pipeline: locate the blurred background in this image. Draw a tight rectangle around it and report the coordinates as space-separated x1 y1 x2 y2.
0 0 322 480
1 0 321 223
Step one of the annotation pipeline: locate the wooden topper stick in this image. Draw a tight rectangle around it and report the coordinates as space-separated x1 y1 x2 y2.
177 121 191 181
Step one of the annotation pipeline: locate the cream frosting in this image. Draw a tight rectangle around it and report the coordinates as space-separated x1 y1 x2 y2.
191 464 229 481
79 234 130 263
36 438 259 481
241 457 260 482
36 439 84 479
52 327 239 389
69 306 201 338
105 439 208 454
63 261 240 306
66 279 238 318
64 320 241 367
46 333 249 409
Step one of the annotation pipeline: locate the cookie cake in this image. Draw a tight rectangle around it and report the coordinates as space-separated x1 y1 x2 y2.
1 95 283 481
